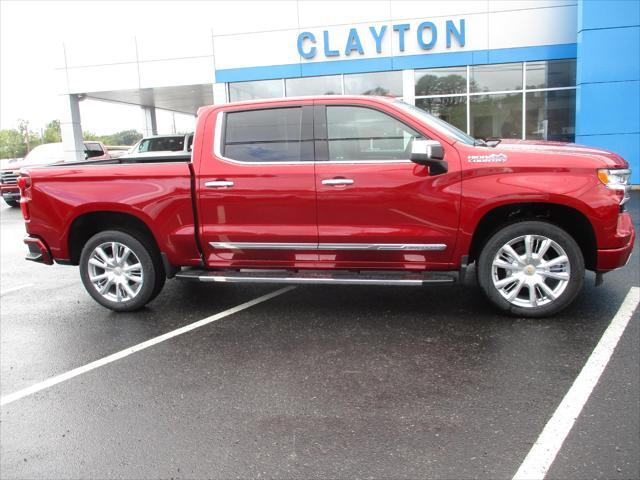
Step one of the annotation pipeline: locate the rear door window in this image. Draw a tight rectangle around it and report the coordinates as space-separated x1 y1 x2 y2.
223 107 306 162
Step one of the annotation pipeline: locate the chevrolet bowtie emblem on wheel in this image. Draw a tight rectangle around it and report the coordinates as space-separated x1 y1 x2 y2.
468 153 508 163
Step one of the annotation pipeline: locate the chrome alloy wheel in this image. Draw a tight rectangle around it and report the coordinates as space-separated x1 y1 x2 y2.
87 241 144 303
491 234 571 308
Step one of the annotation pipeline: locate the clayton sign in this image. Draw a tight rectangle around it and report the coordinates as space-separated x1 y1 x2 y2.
297 19 466 59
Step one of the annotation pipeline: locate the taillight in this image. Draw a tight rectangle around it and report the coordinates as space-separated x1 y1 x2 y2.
17 173 31 220
17 175 31 191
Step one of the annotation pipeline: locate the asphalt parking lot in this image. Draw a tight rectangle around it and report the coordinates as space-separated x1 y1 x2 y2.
1 196 639 480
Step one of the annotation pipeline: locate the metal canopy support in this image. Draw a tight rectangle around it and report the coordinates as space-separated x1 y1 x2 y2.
60 94 85 163
141 106 158 137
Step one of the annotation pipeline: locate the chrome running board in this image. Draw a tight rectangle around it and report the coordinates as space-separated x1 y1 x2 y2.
175 269 456 286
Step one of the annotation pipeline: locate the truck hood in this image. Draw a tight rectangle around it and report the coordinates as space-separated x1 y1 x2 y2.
493 139 629 169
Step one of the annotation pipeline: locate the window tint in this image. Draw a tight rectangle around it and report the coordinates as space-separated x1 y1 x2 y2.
84 142 104 159
326 106 420 161
224 107 304 162
138 136 184 152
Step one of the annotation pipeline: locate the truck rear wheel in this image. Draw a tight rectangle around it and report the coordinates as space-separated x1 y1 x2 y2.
79 230 164 312
477 221 584 317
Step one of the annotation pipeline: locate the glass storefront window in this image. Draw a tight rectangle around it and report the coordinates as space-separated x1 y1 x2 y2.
526 59 576 89
470 63 522 93
226 59 576 141
415 67 466 96
344 71 402 97
415 97 467 132
526 90 576 142
470 93 523 139
286 75 341 96
228 79 283 102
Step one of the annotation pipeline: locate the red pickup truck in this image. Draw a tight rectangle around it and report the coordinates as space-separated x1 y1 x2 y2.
17 96 634 317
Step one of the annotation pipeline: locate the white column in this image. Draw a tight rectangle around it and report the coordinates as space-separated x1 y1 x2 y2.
212 83 227 105
141 106 158 137
60 94 85 163
401 69 415 105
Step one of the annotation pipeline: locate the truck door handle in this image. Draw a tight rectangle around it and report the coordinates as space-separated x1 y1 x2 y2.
322 178 354 186
205 180 234 188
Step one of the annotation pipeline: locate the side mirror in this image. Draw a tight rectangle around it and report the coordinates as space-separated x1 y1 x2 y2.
410 139 447 175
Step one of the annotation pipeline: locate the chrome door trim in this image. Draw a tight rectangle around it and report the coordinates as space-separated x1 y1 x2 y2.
319 243 446 251
210 242 317 250
210 242 446 251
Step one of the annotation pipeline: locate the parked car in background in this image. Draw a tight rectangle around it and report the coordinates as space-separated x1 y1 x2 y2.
17 96 634 317
123 133 194 160
1 141 110 207
105 146 130 159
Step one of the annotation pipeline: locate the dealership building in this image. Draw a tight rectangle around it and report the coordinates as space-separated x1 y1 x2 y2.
55 0 639 182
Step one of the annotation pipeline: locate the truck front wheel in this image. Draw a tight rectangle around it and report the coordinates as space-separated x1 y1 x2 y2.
79 230 164 312
477 221 584 317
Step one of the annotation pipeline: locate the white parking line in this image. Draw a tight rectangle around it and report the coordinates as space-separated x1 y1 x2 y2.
513 286 640 480
1 283 34 296
0 286 295 407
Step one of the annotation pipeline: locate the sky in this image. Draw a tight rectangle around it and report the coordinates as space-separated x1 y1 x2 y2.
0 0 197 135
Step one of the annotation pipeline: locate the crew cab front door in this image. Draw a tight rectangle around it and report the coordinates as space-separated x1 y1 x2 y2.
314 100 461 270
197 103 318 268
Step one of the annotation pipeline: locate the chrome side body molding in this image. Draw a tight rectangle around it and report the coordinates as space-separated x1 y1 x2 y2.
209 242 447 251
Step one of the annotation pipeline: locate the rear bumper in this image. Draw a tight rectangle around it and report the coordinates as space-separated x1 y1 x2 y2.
597 222 635 271
24 235 53 265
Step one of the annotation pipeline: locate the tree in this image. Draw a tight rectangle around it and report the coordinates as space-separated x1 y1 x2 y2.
106 130 142 146
0 129 27 159
17 119 40 154
42 120 61 143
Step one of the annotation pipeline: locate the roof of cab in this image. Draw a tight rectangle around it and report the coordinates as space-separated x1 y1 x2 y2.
197 95 396 116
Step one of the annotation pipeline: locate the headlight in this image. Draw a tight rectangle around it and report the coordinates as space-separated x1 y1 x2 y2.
597 168 631 205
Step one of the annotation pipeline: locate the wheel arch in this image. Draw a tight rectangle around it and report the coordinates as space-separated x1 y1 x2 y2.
68 210 162 266
467 202 598 271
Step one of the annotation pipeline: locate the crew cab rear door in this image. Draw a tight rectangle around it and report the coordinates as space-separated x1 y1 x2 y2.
196 102 318 268
313 99 461 270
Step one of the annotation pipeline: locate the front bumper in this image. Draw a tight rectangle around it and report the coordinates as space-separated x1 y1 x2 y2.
597 216 636 271
1 185 19 200
24 235 53 265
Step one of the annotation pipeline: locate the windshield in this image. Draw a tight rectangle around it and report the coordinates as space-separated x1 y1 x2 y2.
393 100 475 146
21 143 66 166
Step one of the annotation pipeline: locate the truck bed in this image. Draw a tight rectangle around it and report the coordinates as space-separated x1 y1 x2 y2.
22 160 201 267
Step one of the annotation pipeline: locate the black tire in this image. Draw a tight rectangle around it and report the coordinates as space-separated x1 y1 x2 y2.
3 198 19 208
79 230 165 312
477 221 584 318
